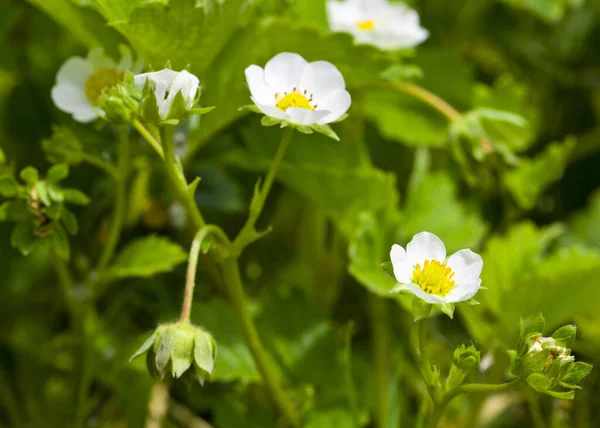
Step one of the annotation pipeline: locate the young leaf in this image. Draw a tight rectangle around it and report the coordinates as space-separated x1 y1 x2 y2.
106 236 187 279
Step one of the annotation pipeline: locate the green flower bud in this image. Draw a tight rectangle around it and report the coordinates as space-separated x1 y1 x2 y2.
130 321 217 385
98 72 141 124
446 344 481 391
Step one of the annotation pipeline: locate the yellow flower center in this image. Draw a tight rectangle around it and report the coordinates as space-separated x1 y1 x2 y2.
275 89 315 112
356 20 375 31
85 67 124 105
412 260 456 296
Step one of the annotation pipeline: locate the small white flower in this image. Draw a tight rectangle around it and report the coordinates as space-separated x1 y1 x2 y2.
134 69 200 120
327 0 429 50
244 52 351 126
389 232 483 304
51 48 140 123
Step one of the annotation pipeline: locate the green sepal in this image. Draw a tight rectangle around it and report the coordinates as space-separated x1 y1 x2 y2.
545 390 575 400
159 119 180 126
533 312 545 334
35 182 52 207
190 106 215 115
141 87 160 123
194 331 216 375
310 123 340 141
438 302 455 319
168 90 188 121
561 361 593 385
129 329 158 362
0 200 31 221
155 326 177 376
526 373 552 392
261 116 281 127
551 325 577 347
380 261 394 278
295 125 314 135
239 104 262 113
412 296 432 322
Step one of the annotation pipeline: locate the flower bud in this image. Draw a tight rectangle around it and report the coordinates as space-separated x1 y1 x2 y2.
134 69 200 122
130 321 216 385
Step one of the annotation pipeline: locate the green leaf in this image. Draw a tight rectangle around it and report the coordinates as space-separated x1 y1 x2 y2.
503 138 575 210
62 189 90 205
526 373 553 392
41 125 84 165
191 298 259 383
19 166 38 184
46 164 69 183
348 212 397 297
51 224 70 260
106 236 187 279
10 221 36 255
34 182 52 207
401 171 488 252
0 201 31 221
0 175 19 197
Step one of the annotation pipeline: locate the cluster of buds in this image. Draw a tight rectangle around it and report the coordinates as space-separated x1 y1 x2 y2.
445 344 481 392
130 321 217 386
509 314 592 399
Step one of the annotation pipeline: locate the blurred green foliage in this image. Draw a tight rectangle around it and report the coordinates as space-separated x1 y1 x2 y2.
2 0 600 427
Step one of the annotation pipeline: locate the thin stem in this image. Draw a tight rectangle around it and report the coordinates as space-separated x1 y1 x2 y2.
415 320 434 389
392 82 461 122
221 258 300 427
180 225 231 323
426 379 523 428
369 295 390 428
162 127 206 229
132 119 165 159
153 124 299 427
232 127 294 254
96 125 130 270
80 153 119 181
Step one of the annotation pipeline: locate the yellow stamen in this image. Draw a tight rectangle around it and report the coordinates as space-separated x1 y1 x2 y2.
412 260 456 297
356 20 375 31
275 89 315 112
85 67 124 105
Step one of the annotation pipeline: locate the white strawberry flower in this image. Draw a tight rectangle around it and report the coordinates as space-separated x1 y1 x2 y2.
389 232 483 304
134 69 200 120
244 52 351 127
51 48 141 123
327 0 429 50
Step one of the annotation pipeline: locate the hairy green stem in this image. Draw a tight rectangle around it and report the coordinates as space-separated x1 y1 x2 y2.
133 119 164 159
527 390 546 428
426 379 523 428
96 125 129 270
180 225 231 323
221 258 300 427
144 125 299 427
392 82 461 122
415 320 434 389
232 127 294 255
369 296 391 428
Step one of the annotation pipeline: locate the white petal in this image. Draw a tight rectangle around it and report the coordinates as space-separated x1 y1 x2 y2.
134 69 179 91
252 98 286 120
406 232 446 266
166 70 200 110
390 244 412 283
245 65 276 105
285 108 330 125
316 89 351 124
72 105 102 123
444 279 481 303
264 53 308 93
298 61 346 102
56 57 93 86
394 283 445 304
51 84 87 113
446 249 483 285
326 1 362 32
